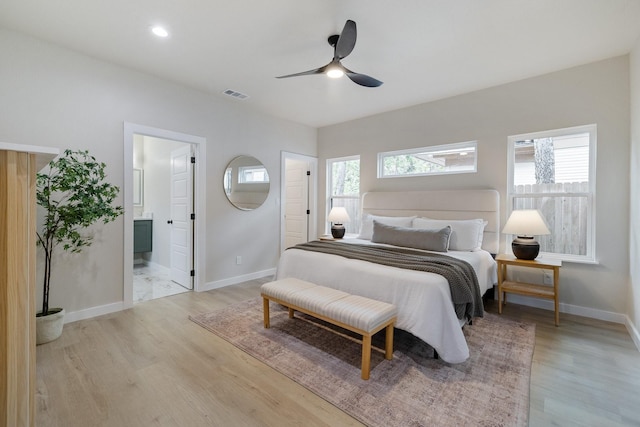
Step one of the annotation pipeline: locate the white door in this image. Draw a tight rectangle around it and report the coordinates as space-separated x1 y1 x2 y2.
169 145 193 289
281 153 317 252
284 158 309 249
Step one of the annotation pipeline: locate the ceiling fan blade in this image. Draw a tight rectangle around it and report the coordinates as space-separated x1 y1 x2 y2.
335 20 357 59
343 67 383 87
276 66 325 79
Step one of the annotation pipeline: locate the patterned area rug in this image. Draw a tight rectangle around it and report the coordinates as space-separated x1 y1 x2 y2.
190 298 534 427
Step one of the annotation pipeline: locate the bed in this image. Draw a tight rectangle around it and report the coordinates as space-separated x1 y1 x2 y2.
276 189 499 364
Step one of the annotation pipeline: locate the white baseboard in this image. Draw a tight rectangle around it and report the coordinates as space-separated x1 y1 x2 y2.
63 301 124 324
62 268 275 323
199 268 276 292
625 316 640 352
501 293 628 324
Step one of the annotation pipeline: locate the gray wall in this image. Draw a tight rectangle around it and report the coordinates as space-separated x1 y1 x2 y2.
0 28 316 315
318 56 631 320
630 39 640 340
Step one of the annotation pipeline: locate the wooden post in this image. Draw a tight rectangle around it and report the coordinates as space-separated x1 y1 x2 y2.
0 144 57 427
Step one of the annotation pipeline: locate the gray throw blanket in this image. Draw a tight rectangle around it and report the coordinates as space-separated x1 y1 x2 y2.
290 241 484 320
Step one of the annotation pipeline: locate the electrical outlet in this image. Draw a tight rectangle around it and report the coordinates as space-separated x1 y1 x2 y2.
236 256 242 265
543 271 553 285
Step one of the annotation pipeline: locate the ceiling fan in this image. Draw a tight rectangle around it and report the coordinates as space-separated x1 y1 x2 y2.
276 19 383 87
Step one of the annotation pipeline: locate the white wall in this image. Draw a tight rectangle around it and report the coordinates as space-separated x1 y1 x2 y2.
318 56 631 321
629 39 640 342
0 29 316 315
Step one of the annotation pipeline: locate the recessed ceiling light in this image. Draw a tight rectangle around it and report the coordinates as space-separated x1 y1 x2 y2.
151 26 169 38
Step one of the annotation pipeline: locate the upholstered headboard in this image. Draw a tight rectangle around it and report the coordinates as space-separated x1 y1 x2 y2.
361 189 500 254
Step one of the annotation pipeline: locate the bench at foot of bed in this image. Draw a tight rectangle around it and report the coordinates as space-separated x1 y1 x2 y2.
261 277 397 380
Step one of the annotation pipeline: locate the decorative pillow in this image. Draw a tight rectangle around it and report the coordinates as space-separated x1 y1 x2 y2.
357 214 416 240
413 217 487 251
371 220 451 252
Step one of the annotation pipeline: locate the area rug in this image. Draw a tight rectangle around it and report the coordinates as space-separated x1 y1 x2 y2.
190 298 535 427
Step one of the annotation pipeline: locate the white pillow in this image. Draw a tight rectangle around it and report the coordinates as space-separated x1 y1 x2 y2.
413 217 487 251
357 214 415 240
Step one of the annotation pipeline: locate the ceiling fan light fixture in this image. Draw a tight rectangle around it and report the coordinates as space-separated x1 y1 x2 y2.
326 67 344 79
275 20 382 87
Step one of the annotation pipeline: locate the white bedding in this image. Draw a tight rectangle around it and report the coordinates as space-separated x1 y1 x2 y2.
275 238 497 364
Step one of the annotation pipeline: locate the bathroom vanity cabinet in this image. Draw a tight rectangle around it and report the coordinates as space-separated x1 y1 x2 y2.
134 219 153 253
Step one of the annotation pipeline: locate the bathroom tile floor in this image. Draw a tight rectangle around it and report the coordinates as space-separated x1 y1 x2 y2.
133 262 189 303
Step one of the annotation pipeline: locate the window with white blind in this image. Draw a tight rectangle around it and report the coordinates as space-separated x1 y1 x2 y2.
327 155 360 235
507 124 596 262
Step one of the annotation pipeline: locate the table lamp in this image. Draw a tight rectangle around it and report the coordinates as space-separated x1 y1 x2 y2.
327 207 350 239
502 209 550 260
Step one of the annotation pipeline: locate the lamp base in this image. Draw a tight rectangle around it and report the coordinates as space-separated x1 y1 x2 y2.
331 224 346 239
512 236 540 260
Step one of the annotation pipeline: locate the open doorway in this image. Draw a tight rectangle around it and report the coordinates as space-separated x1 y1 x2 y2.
132 137 193 303
123 123 206 308
280 152 318 252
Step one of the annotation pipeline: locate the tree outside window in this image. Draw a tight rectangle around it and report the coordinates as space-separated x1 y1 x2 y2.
327 156 360 234
508 125 595 262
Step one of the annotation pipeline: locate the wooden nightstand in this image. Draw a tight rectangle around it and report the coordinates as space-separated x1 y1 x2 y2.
496 253 562 326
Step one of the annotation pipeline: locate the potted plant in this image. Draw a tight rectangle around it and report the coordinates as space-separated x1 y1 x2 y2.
36 149 123 344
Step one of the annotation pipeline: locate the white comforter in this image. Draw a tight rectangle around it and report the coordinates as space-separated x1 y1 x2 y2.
275 239 497 364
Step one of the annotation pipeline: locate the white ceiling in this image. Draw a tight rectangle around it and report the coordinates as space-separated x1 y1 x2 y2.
2 0 640 128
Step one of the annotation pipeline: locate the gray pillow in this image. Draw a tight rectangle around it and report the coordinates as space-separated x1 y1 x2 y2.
371 220 451 252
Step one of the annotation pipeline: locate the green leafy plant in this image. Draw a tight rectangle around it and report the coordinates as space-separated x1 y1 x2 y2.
36 149 123 316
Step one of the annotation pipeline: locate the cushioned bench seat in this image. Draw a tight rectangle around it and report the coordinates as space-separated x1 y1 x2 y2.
261 277 397 380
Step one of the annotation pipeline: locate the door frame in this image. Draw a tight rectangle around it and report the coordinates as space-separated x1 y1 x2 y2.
123 122 206 308
280 151 318 253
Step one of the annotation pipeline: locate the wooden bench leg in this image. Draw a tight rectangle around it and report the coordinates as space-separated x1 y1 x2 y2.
288 307 294 318
361 334 372 380
263 297 270 328
385 323 394 360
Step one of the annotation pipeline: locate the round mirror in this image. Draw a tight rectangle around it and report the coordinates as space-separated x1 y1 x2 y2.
223 155 270 210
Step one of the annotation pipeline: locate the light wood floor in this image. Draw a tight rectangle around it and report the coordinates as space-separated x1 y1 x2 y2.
36 279 640 427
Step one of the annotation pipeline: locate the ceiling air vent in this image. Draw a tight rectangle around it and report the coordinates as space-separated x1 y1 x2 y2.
222 89 249 100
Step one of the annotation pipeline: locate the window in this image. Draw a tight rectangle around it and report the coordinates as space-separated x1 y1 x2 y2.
327 156 360 234
507 124 596 262
223 168 232 194
378 141 477 178
238 165 269 183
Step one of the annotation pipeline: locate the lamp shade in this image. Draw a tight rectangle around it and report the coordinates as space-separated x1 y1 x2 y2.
502 210 550 236
327 207 350 224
